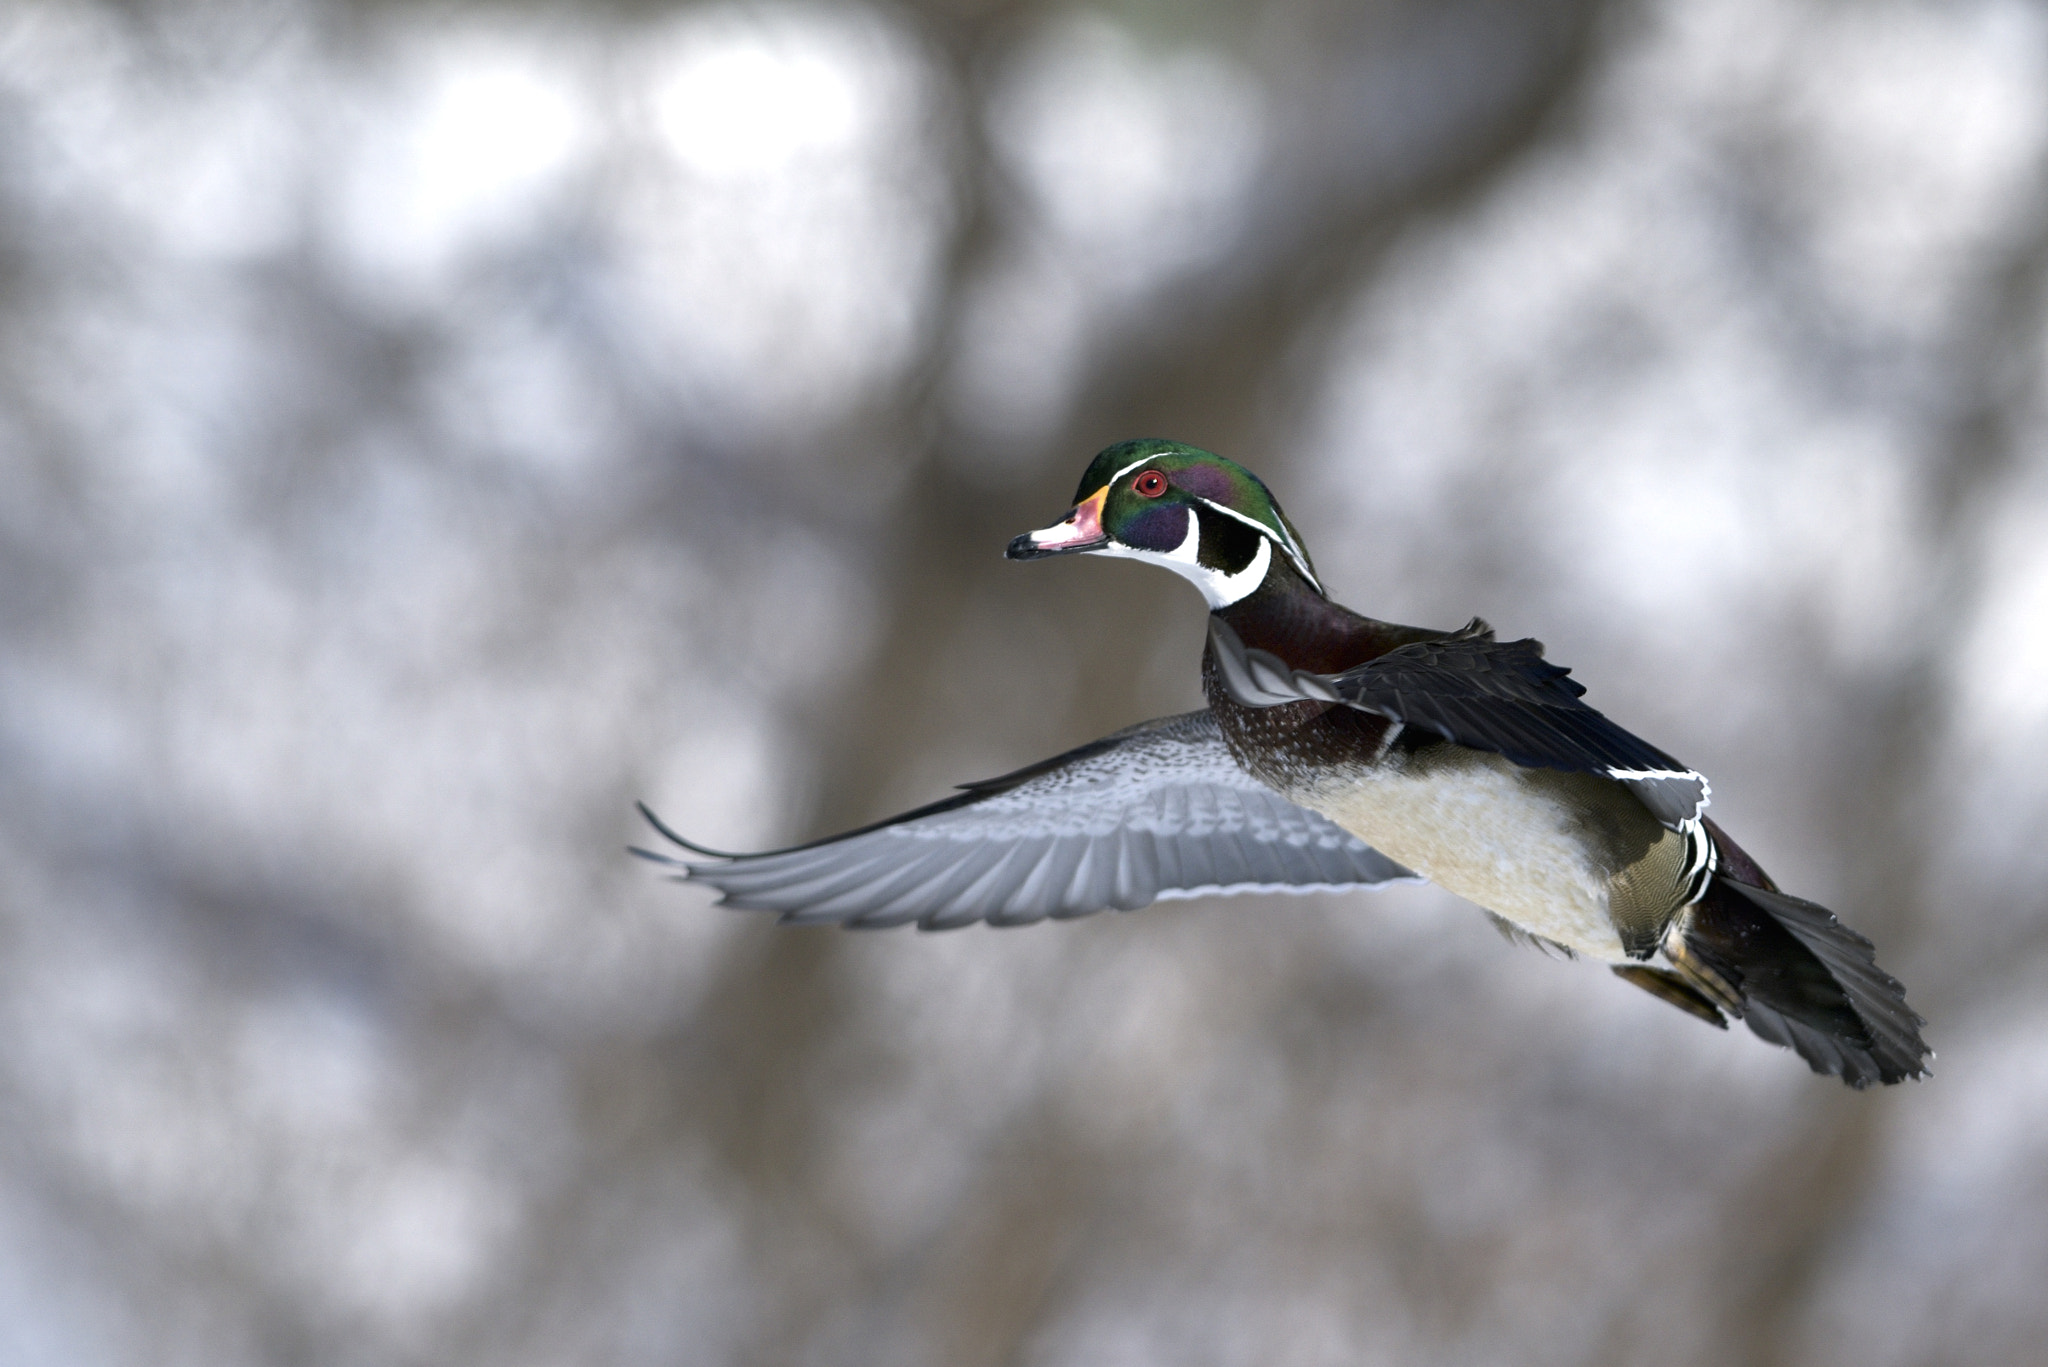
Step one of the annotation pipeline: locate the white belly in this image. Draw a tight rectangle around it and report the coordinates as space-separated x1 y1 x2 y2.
1301 750 1629 961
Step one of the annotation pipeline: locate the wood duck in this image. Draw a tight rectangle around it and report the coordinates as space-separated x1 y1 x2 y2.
638 440 1930 1087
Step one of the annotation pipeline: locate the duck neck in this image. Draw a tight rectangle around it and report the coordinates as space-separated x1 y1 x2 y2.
1213 554 1425 674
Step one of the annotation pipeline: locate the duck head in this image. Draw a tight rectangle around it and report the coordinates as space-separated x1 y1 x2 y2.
1005 439 1322 609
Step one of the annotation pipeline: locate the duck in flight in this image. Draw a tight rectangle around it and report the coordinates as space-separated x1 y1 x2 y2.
637 440 1929 1087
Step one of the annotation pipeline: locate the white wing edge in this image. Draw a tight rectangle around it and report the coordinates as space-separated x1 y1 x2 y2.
1152 876 1425 902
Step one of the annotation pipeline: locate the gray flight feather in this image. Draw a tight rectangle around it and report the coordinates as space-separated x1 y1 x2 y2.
634 711 1418 927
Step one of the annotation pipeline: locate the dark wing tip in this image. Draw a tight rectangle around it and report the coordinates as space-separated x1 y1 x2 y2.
634 802 743 860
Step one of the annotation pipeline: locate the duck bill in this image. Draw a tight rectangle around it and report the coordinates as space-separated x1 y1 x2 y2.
1005 487 1110 560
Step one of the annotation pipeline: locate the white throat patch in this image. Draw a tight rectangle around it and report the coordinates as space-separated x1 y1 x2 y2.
1189 496 1322 595
1100 512 1271 608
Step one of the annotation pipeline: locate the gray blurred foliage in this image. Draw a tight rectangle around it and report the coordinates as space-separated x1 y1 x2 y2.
3 0 2048 1362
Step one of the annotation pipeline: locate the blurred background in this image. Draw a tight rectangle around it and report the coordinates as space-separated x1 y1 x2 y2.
3 0 2047 1362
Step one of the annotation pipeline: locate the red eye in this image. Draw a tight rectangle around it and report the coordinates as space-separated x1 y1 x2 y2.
1134 469 1168 498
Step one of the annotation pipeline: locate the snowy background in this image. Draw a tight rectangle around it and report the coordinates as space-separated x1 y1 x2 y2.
4 0 2047 1362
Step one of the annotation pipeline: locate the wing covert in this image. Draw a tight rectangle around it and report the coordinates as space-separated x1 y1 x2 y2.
634 711 1416 929
1208 617 1710 826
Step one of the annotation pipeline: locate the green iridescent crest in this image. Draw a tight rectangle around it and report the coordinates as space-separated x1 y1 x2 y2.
1075 439 1323 593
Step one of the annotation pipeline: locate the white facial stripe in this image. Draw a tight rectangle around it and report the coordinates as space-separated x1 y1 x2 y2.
1099 515 1270 608
1191 496 1323 594
1107 454 1156 487
1190 496 1267 537
1216 536 1272 605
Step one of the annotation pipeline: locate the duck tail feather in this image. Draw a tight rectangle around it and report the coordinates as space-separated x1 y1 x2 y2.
1673 873 1930 1088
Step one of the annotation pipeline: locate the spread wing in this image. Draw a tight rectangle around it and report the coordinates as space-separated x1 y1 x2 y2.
633 711 1417 929
1208 617 1709 826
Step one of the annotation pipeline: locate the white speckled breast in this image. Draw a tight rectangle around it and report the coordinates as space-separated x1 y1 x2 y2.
1296 747 1641 961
